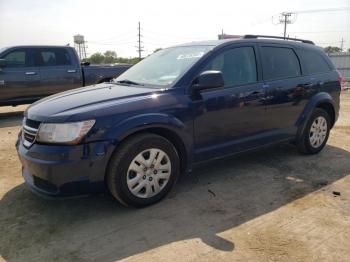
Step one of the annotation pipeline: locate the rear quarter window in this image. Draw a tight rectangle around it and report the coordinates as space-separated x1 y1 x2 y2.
298 49 331 75
261 46 301 81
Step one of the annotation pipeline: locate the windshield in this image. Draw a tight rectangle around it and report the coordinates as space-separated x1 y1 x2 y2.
115 45 213 87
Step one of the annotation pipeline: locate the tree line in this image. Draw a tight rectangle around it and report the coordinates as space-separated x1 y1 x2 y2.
324 46 350 54
82 51 140 65
82 49 163 65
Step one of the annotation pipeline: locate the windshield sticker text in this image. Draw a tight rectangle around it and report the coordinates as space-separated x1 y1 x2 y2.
177 52 205 60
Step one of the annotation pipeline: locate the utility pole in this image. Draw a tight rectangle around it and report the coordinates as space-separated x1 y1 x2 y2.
340 37 344 52
137 21 144 60
279 12 292 39
274 8 348 40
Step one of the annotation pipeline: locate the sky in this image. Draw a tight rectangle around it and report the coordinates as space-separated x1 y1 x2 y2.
0 0 349 58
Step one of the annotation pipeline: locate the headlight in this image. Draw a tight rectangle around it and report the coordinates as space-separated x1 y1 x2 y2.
36 120 95 144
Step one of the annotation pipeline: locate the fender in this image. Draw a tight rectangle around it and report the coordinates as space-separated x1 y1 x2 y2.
295 92 335 138
105 113 194 171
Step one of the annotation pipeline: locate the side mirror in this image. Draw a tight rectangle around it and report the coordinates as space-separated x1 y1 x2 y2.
0 59 6 68
193 70 224 91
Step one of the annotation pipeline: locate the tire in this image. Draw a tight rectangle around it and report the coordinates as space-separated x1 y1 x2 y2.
106 133 180 207
297 108 331 154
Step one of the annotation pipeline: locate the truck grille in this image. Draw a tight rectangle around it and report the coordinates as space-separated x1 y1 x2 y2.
22 118 41 148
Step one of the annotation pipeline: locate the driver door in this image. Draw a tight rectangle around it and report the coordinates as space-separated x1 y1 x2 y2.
193 45 266 162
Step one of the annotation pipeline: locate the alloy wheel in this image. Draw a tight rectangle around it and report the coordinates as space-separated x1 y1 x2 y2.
309 116 328 148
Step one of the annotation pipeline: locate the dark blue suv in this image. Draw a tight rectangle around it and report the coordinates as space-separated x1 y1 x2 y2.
16 35 341 207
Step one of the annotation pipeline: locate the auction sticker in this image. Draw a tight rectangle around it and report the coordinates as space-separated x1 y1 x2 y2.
177 52 205 60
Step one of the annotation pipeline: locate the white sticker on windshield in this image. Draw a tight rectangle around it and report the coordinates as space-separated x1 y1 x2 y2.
177 52 205 60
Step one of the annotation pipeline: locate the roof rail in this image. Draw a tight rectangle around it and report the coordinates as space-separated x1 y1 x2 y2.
242 35 315 45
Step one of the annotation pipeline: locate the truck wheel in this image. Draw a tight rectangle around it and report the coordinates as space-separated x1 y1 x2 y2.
297 108 331 154
106 133 180 207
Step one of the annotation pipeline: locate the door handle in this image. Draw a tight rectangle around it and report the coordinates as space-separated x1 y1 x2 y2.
67 69 77 73
303 82 314 88
25 72 37 75
252 90 263 95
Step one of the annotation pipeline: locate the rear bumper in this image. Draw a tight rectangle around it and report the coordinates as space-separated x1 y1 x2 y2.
16 137 116 198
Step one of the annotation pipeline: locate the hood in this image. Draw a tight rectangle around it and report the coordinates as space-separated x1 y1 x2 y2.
26 83 159 122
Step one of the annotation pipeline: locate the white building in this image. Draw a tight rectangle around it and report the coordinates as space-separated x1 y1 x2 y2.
329 52 350 81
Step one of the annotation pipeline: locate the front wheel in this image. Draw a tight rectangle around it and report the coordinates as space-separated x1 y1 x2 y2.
297 108 331 154
106 133 180 207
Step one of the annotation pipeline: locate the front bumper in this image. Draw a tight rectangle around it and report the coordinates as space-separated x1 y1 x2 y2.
16 137 115 198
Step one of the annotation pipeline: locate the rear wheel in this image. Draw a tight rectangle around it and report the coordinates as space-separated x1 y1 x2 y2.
297 108 331 154
106 133 180 207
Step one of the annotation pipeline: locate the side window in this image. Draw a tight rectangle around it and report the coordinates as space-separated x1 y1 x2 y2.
56 49 72 66
299 50 331 75
41 50 56 66
39 49 72 66
204 47 257 87
3 50 29 67
261 47 301 80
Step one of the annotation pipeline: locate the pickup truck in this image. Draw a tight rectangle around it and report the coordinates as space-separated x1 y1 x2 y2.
0 45 132 106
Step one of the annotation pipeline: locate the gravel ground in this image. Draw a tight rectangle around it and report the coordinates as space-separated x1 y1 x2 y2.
0 94 350 262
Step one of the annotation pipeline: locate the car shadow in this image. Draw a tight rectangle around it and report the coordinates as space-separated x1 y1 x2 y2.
0 144 349 261
0 111 24 128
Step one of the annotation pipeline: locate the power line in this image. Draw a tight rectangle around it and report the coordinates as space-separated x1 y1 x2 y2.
143 29 210 40
288 30 349 34
88 40 135 46
90 31 136 43
290 7 350 14
315 40 345 45
251 14 280 26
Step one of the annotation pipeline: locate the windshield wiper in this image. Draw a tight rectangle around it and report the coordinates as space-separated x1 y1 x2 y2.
115 79 143 86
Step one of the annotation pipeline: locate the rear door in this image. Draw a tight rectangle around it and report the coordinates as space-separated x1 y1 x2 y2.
0 48 41 103
37 47 82 95
260 45 305 140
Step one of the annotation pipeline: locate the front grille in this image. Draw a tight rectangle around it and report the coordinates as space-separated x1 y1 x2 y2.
22 118 40 148
25 118 41 129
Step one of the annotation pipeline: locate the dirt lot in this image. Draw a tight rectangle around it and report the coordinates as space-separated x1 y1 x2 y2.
1 94 350 262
